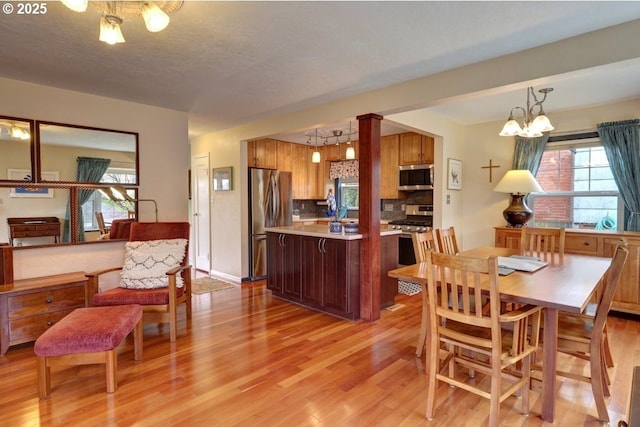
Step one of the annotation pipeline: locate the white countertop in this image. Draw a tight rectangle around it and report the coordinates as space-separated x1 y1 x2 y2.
265 224 400 240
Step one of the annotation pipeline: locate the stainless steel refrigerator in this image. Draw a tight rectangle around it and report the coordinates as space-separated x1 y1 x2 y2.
249 168 293 279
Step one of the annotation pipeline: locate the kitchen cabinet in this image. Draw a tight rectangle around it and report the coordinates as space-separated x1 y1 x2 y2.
0 272 89 355
399 132 434 165
248 138 278 169
267 232 359 319
494 227 640 315
380 135 405 199
276 140 292 172
291 143 310 199
266 228 399 319
267 233 301 299
300 236 359 319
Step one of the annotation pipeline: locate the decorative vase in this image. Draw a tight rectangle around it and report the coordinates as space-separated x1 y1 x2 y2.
329 221 342 233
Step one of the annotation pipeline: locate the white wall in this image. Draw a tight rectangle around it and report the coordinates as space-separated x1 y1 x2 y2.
0 77 189 281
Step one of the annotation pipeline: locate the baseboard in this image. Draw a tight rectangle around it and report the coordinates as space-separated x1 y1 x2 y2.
210 270 241 284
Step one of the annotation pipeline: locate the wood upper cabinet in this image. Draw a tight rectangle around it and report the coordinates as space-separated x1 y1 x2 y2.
291 143 310 199
380 135 405 199
399 132 434 165
494 226 640 315
248 138 278 169
276 140 292 172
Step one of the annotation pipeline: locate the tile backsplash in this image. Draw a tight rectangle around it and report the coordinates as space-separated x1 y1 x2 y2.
294 190 433 221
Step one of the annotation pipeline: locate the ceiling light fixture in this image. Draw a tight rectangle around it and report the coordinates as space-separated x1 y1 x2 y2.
499 87 555 138
345 121 355 160
62 1 183 45
312 128 321 163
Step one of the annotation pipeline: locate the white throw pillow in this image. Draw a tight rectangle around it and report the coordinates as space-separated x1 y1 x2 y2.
120 239 187 289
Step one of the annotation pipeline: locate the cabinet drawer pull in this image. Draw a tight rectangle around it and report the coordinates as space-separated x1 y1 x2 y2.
47 321 53 326
46 297 53 304
584 242 591 246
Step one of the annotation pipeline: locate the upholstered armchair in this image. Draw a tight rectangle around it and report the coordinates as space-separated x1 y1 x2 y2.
87 222 192 342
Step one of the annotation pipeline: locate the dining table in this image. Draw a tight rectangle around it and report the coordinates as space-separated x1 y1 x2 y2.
388 246 613 423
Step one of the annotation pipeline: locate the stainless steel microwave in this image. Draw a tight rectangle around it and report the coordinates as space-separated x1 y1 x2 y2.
398 164 434 191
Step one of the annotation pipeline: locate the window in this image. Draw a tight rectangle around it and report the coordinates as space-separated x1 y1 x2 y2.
529 136 622 230
82 168 136 231
338 180 359 210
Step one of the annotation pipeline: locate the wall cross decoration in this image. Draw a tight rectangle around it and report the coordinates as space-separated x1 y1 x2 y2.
481 159 500 183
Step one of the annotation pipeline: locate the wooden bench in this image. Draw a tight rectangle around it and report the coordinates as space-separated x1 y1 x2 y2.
34 305 143 398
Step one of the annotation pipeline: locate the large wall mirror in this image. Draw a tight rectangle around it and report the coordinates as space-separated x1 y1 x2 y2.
0 116 139 249
38 121 138 184
0 116 35 183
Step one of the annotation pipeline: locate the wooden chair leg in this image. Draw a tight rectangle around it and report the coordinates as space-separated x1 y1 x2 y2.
416 304 428 357
590 344 610 422
603 326 614 368
37 356 51 399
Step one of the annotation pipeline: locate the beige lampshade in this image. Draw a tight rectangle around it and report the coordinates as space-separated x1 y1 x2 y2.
493 170 543 194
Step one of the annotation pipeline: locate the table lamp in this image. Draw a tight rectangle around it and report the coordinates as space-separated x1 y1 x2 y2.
493 169 543 227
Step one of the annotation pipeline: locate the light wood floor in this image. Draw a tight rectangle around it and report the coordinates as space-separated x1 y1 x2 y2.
1 281 639 426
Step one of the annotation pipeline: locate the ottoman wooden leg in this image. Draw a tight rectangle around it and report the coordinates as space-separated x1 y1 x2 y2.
105 349 117 393
37 356 51 399
133 319 143 362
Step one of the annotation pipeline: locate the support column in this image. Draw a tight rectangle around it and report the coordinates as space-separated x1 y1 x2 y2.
357 113 383 321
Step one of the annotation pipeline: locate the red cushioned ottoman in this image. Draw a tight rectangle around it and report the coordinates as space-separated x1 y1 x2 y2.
34 305 143 398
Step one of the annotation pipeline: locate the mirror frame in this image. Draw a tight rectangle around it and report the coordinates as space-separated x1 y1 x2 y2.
36 120 139 185
0 115 36 184
0 117 140 249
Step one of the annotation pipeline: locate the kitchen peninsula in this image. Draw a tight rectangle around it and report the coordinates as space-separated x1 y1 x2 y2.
265 224 401 320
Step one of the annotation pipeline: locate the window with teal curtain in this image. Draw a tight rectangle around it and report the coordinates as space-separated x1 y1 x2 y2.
511 134 549 173
597 119 640 231
62 157 111 242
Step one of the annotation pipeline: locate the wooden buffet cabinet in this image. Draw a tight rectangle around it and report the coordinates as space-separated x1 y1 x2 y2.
0 271 89 355
495 227 640 315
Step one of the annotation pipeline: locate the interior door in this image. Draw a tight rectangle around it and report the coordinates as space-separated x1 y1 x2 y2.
192 153 211 274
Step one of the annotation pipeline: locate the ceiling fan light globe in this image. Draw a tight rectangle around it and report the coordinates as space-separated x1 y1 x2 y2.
61 0 88 12
142 3 170 32
99 16 125 44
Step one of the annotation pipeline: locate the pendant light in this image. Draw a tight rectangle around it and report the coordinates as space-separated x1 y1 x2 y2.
311 128 321 163
345 121 355 160
499 87 554 138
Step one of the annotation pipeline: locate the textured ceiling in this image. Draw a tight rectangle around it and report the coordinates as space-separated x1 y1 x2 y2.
2 1 640 140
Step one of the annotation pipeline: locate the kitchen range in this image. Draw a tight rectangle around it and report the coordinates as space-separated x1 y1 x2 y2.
389 204 433 266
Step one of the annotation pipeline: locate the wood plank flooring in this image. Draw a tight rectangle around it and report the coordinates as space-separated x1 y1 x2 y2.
1 281 639 426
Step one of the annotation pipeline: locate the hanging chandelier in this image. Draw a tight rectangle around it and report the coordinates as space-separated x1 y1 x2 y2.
61 1 184 45
499 87 554 138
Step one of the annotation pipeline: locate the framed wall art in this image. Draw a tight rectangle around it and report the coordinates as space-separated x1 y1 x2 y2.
213 166 233 191
8 169 59 198
447 159 462 190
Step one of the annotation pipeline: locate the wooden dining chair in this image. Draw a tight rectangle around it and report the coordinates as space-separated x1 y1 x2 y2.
539 243 628 423
424 251 542 426
95 212 108 236
435 227 459 255
410 229 437 357
412 229 438 261
520 226 565 264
